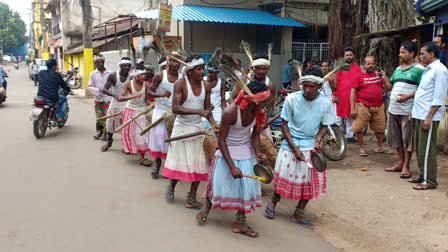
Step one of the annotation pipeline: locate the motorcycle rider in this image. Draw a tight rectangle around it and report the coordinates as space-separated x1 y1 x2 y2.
37 59 71 123
0 64 8 96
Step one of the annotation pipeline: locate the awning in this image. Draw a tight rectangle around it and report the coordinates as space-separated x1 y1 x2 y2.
64 34 128 54
135 5 305 27
416 0 448 16
353 23 433 39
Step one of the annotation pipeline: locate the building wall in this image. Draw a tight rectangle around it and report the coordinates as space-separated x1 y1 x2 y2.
32 0 51 59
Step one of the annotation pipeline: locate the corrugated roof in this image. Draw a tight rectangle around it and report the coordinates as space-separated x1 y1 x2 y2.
417 0 448 16
135 5 305 27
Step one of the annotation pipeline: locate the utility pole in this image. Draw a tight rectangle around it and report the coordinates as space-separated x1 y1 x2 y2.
39 0 49 59
81 0 94 93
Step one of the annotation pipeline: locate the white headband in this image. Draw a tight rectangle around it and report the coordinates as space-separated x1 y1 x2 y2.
134 70 147 77
119 59 133 67
252 58 270 67
184 58 205 72
159 61 167 69
300 75 324 84
94 55 105 62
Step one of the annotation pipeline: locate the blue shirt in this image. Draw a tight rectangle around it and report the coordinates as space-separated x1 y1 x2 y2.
440 52 447 66
411 59 448 121
0 66 7 84
282 64 292 83
280 92 334 151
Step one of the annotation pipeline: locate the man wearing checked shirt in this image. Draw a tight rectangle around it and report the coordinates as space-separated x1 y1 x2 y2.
409 42 448 190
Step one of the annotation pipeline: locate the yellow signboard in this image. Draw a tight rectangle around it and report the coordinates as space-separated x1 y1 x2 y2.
158 3 173 32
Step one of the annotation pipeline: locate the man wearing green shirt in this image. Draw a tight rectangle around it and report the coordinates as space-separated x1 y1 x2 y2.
380 41 424 179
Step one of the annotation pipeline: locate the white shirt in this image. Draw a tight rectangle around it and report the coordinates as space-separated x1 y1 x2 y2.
411 59 448 121
88 69 112 102
31 64 40 75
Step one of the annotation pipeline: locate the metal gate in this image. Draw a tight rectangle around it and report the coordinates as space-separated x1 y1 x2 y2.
292 41 329 63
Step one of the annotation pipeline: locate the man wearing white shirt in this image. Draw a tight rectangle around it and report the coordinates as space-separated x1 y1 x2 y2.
31 60 40 86
88 54 111 141
409 42 448 190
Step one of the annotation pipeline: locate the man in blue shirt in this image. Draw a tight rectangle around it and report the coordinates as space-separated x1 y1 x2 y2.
0 65 8 91
433 35 447 66
282 59 293 88
409 42 448 190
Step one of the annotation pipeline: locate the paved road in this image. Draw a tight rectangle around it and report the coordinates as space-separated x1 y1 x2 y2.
0 66 337 252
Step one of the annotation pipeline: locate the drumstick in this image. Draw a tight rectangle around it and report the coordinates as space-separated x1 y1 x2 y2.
115 104 154 132
242 174 267 183
96 112 121 121
164 129 218 142
265 113 281 126
139 111 172 136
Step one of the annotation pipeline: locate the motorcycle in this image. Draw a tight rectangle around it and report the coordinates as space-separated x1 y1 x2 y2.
62 64 82 89
14 63 19 70
30 89 73 139
0 84 6 105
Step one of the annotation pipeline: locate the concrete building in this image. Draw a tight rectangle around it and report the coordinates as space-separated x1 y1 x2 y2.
31 0 51 59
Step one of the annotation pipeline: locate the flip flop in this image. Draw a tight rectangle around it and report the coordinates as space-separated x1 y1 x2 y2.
408 177 424 183
233 227 259 238
413 184 436 190
384 168 402 172
359 151 368 157
375 148 392 154
290 219 315 231
186 202 204 210
264 201 276 219
400 173 411 179
165 185 174 200
151 167 159 179
196 212 208 224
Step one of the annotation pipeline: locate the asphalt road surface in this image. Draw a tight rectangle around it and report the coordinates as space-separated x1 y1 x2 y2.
0 65 337 252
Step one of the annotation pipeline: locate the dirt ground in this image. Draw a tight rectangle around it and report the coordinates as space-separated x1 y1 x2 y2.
293 132 448 252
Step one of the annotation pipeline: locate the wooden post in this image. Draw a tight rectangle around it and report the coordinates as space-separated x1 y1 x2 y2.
81 0 94 93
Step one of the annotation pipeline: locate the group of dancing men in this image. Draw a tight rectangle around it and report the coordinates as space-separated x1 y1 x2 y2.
88 51 333 238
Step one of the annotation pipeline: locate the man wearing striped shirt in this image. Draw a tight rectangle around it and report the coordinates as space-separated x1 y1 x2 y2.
381 42 424 179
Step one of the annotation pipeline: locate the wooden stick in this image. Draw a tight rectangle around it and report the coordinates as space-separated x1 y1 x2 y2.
265 113 281 126
114 104 154 132
96 112 121 121
139 111 172 136
164 129 218 142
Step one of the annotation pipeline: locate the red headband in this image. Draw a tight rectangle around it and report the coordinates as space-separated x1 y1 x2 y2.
234 89 271 130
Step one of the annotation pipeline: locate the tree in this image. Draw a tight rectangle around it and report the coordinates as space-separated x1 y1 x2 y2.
0 2 27 50
328 0 417 74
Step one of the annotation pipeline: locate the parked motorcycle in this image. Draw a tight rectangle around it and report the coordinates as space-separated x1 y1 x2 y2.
62 64 82 89
30 89 73 139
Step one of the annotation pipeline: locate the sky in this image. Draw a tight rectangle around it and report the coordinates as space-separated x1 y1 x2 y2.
0 0 33 34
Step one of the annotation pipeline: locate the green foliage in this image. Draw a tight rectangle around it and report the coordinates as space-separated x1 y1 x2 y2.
0 2 27 50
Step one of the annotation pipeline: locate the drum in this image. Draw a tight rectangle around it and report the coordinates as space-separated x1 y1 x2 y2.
203 130 218 163
165 113 176 137
259 134 278 169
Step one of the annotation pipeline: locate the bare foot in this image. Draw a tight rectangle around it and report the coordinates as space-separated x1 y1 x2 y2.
384 164 403 172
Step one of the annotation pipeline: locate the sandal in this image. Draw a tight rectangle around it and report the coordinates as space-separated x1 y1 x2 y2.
121 149 131 155
151 167 160 179
165 185 174 200
290 219 315 231
413 183 436 190
408 177 424 183
359 151 368 157
186 194 203 210
196 212 208 224
264 201 276 219
400 173 411 179
233 227 259 238
374 148 392 154
139 159 152 167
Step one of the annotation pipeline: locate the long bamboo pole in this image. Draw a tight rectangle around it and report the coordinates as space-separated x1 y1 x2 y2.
114 104 154 132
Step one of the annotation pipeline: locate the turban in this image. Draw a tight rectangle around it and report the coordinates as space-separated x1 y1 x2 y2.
159 60 167 69
234 89 271 130
119 59 133 67
300 75 324 84
136 58 144 64
133 70 147 77
182 58 205 75
93 55 105 62
252 58 270 67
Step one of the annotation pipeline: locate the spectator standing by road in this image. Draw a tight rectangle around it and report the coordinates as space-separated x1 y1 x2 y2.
31 59 40 86
334 47 362 143
350 56 388 157
282 59 293 88
381 42 425 178
408 42 448 190
433 34 447 66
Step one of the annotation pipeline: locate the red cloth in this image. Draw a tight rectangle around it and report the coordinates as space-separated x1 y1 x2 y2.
334 63 361 117
353 71 384 107
234 89 271 130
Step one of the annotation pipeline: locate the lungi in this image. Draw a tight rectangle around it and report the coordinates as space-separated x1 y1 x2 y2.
148 108 169 159
121 108 150 154
94 101 109 132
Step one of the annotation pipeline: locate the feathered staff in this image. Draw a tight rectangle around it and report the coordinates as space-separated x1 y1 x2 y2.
150 34 189 66
268 42 273 62
220 52 253 82
207 47 222 69
240 40 253 63
323 61 351 80
291 60 302 78
220 53 252 95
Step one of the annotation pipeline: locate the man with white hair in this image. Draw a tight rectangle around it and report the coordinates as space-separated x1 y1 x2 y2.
163 55 218 209
89 54 111 141
100 57 132 152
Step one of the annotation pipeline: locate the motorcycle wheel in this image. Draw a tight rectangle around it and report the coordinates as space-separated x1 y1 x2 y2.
33 110 48 139
67 77 82 89
322 125 346 161
57 106 69 128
